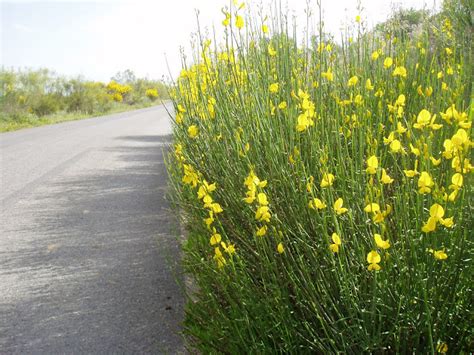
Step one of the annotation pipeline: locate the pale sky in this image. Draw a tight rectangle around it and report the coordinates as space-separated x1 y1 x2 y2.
1 0 439 82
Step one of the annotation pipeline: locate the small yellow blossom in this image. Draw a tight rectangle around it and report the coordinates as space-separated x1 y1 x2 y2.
187 125 199 138
381 169 394 184
221 241 235 255
396 122 407 134
329 233 341 253
210 231 222 245
309 198 327 210
322 68 334 81
269 83 279 93
235 15 244 29
320 173 335 187
278 101 287 109
366 155 378 175
333 198 348 215
222 12 231 26
268 43 277 56
437 342 448 353
418 171 434 194
367 250 381 270
365 78 374 90
262 24 269 34
374 234 390 249
389 139 402 153
364 203 380 213
429 248 448 260
413 109 431 129
277 242 284 254
257 192 269 206
256 225 267 237
371 51 380 61
383 57 393 69
392 66 407 78
348 75 359 87
255 205 271 222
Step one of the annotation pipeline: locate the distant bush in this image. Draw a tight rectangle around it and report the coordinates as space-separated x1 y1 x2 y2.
0 68 170 130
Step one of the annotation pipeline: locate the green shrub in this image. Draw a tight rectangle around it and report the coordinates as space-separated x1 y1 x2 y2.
167 1 473 353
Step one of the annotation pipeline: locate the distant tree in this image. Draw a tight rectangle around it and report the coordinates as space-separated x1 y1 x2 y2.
111 69 137 85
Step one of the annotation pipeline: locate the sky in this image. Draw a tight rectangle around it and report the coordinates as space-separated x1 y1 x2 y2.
1 0 439 82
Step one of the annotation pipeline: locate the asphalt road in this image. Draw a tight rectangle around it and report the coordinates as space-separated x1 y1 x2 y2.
0 105 185 353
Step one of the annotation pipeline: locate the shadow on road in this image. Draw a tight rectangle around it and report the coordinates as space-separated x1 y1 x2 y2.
1 134 185 353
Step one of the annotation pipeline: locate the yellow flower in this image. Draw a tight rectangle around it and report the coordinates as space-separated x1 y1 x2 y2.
221 241 235 255
430 156 441 166
392 66 407 78
396 122 407 134
187 125 199 138
268 43 277 56
422 216 437 233
413 109 431 129
430 249 448 260
256 225 267 237
269 83 279 93
320 173 335 187
204 211 214 228
409 144 421 156
381 169 394 184
277 242 284 254
244 189 256 204
366 155 378 175
383 57 393 69
418 171 434 194
210 203 223 214
374 234 390 249
222 12 231 27
450 173 463 190
364 203 380 213
235 15 244 29
278 101 287 109
257 192 269 206
371 51 380 61
197 180 216 199
296 112 314 132
255 205 271 222
389 139 402 153
210 232 222 245
437 342 448 353
214 247 226 268
367 250 381 271
451 128 469 148
262 24 269 33
307 197 325 210
329 233 341 253
333 198 348 215
365 78 374 90
321 68 334 81
355 15 361 23
425 86 433 96
347 75 359 87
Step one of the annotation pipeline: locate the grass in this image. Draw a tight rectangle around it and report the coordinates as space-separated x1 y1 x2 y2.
166 1 472 353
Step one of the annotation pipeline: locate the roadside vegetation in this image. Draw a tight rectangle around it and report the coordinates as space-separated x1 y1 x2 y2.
0 68 169 132
167 0 472 353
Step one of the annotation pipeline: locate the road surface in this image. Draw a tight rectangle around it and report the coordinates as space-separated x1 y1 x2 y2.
0 105 185 353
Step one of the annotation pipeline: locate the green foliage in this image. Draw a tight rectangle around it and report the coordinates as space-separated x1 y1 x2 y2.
0 68 170 131
167 0 473 353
